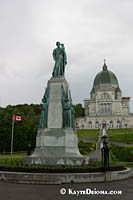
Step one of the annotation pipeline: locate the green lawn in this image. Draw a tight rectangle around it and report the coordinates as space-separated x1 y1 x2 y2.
109 128 133 143
77 129 99 140
0 149 132 168
0 153 26 159
77 128 133 144
0 153 26 167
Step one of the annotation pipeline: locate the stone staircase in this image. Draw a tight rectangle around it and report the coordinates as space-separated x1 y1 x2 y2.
89 127 109 162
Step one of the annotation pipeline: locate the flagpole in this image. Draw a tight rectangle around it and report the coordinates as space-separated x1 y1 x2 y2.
11 114 15 155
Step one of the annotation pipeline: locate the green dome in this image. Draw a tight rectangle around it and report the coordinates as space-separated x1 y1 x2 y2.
93 63 119 87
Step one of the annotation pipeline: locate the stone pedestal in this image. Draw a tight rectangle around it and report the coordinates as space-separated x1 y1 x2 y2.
24 77 88 165
47 77 68 128
24 128 87 165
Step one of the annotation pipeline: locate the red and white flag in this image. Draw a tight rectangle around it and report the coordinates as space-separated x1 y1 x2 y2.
14 115 22 121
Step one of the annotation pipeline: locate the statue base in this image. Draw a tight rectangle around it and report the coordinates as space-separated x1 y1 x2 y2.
24 76 89 165
24 128 88 165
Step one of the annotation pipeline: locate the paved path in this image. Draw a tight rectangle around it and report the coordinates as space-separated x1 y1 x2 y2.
110 142 133 146
79 138 97 143
0 177 133 200
130 167 133 176
79 138 133 146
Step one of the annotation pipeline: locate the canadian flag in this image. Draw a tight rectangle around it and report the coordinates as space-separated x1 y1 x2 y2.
14 115 22 121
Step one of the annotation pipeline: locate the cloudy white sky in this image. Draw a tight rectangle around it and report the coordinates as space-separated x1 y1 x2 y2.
0 0 133 111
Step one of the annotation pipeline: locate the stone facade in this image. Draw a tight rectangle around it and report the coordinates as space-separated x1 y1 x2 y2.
75 63 133 129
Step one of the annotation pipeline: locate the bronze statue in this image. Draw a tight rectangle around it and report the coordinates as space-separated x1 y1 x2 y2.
63 98 71 127
68 90 75 128
52 41 67 77
39 87 50 128
62 87 75 129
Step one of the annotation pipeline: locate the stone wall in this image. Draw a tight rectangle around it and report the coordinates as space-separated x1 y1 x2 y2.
0 168 131 184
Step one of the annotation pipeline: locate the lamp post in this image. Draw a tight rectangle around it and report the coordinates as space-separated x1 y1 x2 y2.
101 135 110 169
27 143 31 156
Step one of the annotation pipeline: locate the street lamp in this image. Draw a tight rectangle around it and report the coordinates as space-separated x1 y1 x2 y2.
101 135 110 169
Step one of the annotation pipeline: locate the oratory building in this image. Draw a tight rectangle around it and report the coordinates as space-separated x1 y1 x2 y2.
76 62 133 129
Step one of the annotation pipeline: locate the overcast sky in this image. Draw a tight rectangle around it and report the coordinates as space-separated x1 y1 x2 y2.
0 0 133 111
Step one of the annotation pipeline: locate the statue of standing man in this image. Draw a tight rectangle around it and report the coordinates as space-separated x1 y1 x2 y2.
52 41 67 77
39 87 50 129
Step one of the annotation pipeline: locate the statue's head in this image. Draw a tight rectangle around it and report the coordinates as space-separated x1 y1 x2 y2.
56 41 60 47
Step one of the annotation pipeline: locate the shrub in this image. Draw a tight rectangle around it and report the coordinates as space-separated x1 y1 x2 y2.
78 141 96 155
110 144 133 162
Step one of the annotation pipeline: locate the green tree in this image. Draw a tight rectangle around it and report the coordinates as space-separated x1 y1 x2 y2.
0 104 40 152
74 104 84 118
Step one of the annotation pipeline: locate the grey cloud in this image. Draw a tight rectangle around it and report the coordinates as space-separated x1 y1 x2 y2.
0 0 133 112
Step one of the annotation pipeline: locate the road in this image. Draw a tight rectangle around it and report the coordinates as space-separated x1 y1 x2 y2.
0 177 133 200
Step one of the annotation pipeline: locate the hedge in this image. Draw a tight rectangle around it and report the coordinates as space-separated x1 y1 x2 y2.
110 144 133 162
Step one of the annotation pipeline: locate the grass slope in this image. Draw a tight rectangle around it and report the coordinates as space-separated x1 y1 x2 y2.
0 153 26 159
77 129 99 140
109 128 133 143
77 128 133 144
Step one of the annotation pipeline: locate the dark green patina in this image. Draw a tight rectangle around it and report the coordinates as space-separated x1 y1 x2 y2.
40 42 75 129
94 63 119 86
52 41 67 77
39 86 50 128
91 62 121 94
62 87 75 129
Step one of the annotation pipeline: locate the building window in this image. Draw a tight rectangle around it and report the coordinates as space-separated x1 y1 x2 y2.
117 120 121 128
110 121 113 128
88 121 92 128
75 122 79 128
99 103 112 114
101 93 111 100
95 121 99 128
102 121 106 128
82 125 84 129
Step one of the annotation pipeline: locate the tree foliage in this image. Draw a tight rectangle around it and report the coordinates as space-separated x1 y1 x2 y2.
110 144 133 162
0 104 41 152
0 103 84 153
74 104 84 118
